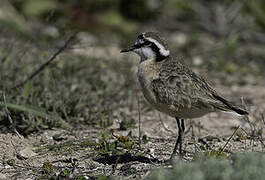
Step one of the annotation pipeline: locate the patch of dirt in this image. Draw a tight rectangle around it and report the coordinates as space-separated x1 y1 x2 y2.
0 77 264 179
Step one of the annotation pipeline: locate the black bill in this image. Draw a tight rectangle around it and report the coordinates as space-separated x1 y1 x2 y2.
120 44 140 53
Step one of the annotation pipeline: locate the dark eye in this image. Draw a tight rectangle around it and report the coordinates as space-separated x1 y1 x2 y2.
143 40 152 46
138 34 144 39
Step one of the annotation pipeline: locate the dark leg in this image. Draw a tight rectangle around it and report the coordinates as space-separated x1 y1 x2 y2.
179 119 185 155
170 118 185 160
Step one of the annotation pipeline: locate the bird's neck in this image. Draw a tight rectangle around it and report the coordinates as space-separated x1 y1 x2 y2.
156 54 169 62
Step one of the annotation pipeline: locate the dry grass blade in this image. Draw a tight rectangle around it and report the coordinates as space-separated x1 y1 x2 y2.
2 91 23 138
220 125 240 152
14 32 77 88
0 101 68 128
137 95 142 148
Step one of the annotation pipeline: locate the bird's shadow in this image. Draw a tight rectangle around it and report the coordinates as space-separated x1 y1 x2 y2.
93 153 165 165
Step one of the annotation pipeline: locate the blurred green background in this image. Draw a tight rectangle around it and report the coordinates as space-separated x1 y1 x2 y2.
1 0 265 72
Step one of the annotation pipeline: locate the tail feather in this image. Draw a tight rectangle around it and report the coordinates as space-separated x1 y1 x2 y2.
212 93 248 115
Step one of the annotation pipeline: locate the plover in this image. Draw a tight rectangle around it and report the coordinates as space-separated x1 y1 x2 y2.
121 32 248 160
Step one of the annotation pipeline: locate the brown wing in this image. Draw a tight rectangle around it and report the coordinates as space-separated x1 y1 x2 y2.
151 59 248 114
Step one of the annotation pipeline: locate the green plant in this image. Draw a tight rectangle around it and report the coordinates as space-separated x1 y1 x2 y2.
148 152 265 180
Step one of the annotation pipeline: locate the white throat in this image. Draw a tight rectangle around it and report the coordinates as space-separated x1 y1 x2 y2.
134 47 156 61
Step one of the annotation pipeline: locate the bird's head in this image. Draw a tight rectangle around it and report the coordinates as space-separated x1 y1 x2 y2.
121 32 170 62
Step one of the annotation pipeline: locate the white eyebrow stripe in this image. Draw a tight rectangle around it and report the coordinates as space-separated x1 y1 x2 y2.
145 37 170 57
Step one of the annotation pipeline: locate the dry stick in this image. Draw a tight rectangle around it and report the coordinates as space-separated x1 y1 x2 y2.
240 127 251 150
261 113 265 152
240 97 248 112
220 125 240 153
137 94 141 148
245 115 259 149
158 113 174 134
241 114 265 150
190 121 199 154
240 127 249 137
252 114 265 150
2 91 23 138
240 96 256 149
14 33 77 89
261 113 265 126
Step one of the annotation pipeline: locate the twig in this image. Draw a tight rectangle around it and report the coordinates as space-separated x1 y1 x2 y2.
240 127 249 136
260 113 265 152
243 112 258 149
239 127 250 150
220 125 240 152
254 113 265 149
137 94 141 148
190 122 200 154
2 91 23 138
14 33 77 88
261 113 265 126
241 114 265 150
158 113 174 134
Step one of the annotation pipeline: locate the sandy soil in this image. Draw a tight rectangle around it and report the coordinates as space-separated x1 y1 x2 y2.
0 76 264 179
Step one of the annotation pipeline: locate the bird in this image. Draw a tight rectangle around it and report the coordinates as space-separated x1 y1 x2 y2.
120 32 248 160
